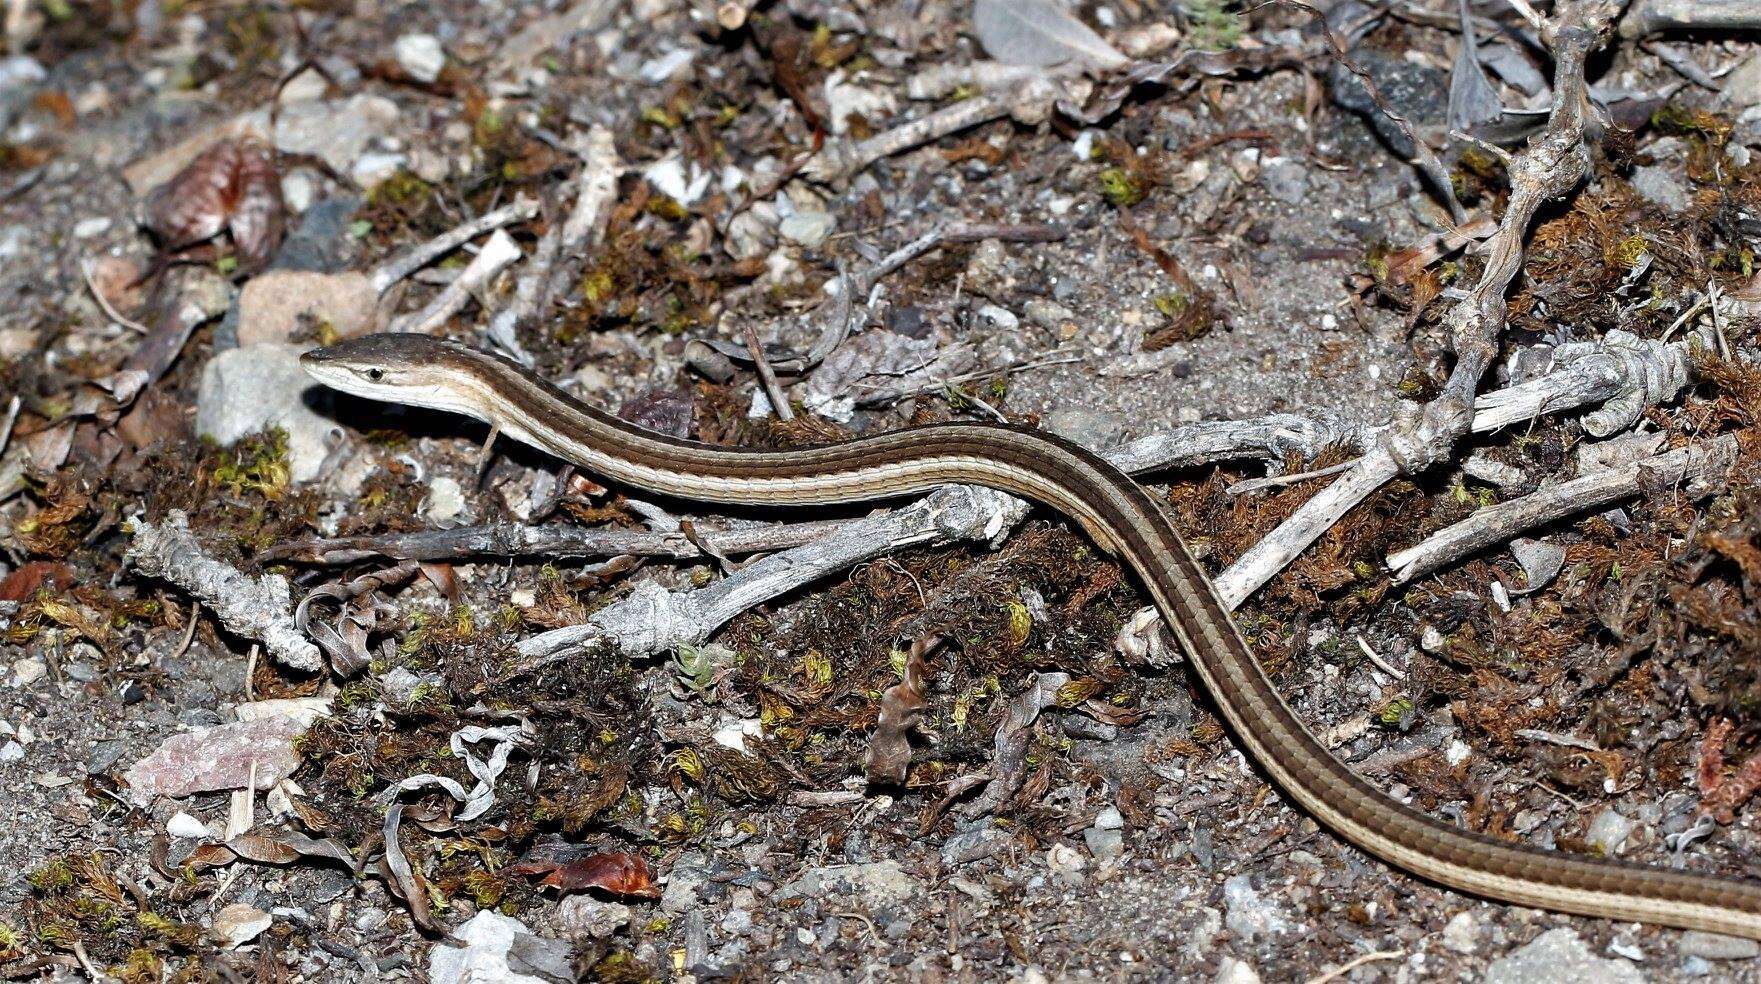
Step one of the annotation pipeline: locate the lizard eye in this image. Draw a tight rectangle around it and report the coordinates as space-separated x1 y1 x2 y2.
366 368 385 382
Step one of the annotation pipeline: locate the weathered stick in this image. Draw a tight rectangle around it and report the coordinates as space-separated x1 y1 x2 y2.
513 485 1028 664
1620 0 1761 36
369 197 538 295
1386 435 1740 582
127 511 321 670
387 229 523 335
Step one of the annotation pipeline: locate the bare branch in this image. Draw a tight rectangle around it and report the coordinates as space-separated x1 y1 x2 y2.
386 229 523 335
126 511 321 670
1387 434 1739 582
369 196 538 295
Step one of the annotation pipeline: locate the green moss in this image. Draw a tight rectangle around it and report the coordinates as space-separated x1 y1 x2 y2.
212 429 290 500
367 170 434 208
28 860 74 892
1377 697 1414 727
1098 167 1146 208
1187 0 1244 51
1153 293 1190 318
640 106 681 130
135 912 199 948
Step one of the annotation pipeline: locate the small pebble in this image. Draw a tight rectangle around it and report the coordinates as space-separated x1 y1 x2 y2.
1678 931 1760 961
73 217 112 238
393 34 446 84
1441 910 1479 954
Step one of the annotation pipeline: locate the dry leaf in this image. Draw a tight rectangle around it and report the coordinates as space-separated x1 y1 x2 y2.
509 849 659 897
143 138 285 271
973 0 1128 72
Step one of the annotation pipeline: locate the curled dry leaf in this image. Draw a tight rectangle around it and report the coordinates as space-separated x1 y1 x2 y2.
509 849 659 897
142 137 285 272
865 634 940 785
295 562 420 675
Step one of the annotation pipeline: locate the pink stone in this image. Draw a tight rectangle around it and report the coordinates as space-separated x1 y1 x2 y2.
123 716 308 805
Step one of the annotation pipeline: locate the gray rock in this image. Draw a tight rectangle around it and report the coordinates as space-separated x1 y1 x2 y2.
379 667 426 704
723 206 776 261
87 739 127 774
1215 957 1263 984
1082 826 1123 861
196 344 343 483
661 856 711 914
1736 106 1761 151
272 195 364 273
431 910 570 984
422 476 467 527
0 56 45 132
1093 806 1124 831
1441 910 1480 954
941 827 1014 866
1510 538 1566 591
1183 906 1222 960
1721 53 1761 112
394 34 446 84
977 304 1019 330
272 95 401 179
1630 165 1689 213
1330 51 1447 158
780 861 922 912
558 897 629 940
1261 157 1311 204
352 152 408 188
1023 298 1075 330
1678 931 1760 961
280 169 319 214
1043 408 1128 451
964 239 1013 301
1484 928 1646 984
1222 873 1288 942
779 210 835 248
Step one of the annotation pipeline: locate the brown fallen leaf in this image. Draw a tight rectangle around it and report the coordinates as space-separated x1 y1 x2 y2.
142 137 285 272
509 849 659 897
188 827 355 870
0 561 73 603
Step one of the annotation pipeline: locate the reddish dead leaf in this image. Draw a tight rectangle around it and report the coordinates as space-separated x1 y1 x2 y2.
1710 752 1761 824
0 561 73 602
1698 718 1761 824
143 138 285 271
1699 718 1734 799
1117 209 1217 349
184 842 239 872
509 850 659 897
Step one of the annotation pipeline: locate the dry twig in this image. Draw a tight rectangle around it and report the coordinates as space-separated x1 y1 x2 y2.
386 229 523 335
126 510 321 670
1386 434 1740 582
